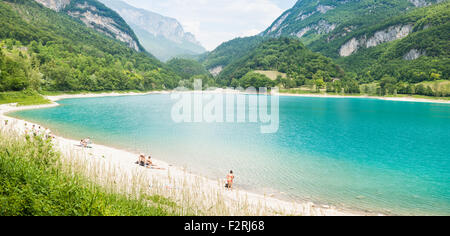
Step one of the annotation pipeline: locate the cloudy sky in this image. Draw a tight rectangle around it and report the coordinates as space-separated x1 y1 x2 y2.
121 0 297 51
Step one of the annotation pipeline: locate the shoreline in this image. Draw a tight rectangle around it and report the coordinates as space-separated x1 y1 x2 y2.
278 92 450 104
22 89 450 104
0 91 391 216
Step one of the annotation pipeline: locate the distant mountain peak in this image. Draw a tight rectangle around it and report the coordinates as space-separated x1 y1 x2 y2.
99 0 206 61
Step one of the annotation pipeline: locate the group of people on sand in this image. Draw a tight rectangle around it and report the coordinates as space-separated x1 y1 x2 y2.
136 154 164 170
80 137 92 148
24 123 53 140
135 153 235 189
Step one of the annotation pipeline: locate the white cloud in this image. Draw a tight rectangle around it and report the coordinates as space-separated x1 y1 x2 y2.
123 0 293 50
181 20 201 37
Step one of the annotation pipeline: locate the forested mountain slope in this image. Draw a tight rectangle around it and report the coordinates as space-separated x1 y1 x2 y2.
217 37 345 87
198 36 264 75
0 0 180 92
262 0 443 57
34 0 144 51
205 0 448 90
336 1 450 83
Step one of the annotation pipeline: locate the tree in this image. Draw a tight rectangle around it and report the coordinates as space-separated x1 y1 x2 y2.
43 62 76 91
415 84 426 95
314 78 325 93
380 75 398 95
230 78 239 88
0 57 29 91
430 73 441 81
424 86 434 96
240 72 276 90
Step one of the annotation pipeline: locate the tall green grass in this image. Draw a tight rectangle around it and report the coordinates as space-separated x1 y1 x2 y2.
0 130 175 216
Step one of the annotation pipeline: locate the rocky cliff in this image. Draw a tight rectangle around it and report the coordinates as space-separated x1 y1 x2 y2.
339 24 413 56
34 0 142 52
262 0 442 57
35 0 70 11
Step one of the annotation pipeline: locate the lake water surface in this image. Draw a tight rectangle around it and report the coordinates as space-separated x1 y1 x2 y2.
11 94 450 215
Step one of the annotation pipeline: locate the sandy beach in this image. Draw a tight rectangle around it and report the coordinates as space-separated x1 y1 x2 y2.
0 91 388 216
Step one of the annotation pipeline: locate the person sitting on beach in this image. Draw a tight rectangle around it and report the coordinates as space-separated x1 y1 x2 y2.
226 171 235 190
80 137 92 148
146 156 153 168
80 139 88 148
136 154 146 166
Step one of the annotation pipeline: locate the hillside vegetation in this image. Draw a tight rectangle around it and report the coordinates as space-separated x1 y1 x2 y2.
218 37 346 88
262 0 439 55
199 36 264 71
200 1 449 97
337 1 450 86
166 58 210 80
0 0 181 93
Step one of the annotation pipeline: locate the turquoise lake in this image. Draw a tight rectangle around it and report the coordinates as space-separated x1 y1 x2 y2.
11 94 450 215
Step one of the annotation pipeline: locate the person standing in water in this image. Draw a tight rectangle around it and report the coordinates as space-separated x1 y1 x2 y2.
226 171 235 190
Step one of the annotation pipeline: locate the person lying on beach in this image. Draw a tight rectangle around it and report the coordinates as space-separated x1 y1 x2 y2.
146 156 154 168
140 155 165 170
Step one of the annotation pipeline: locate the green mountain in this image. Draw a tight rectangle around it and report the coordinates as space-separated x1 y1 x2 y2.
199 36 264 75
34 0 144 51
204 0 448 93
203 0 440 76
0 0 180 92
336 1 450 83
261 0 441 55
99 0 206 62
166 58 210 80
217 37 345 87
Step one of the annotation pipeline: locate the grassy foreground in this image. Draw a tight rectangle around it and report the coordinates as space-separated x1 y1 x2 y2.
0 130 175 216
0 91 51 106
